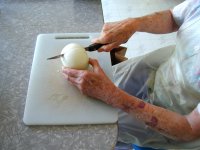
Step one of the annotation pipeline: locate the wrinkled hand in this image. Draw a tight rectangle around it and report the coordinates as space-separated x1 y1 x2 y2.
62 58 117 104
92 18 136 52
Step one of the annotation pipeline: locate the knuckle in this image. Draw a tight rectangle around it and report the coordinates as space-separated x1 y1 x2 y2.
82 71 89 78
104 45 113 51
80 71 87 77
79 75 89 86
79 76 85 83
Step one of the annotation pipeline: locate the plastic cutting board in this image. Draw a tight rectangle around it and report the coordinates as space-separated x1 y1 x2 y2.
23 33 118 125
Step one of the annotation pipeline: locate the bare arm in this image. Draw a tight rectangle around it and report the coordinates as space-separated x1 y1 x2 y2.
134 10 178 33
93 10 179 52
109 88 200 142
62 59 200 142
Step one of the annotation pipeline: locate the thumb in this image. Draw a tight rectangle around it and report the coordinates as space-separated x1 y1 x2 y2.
89 58 102 73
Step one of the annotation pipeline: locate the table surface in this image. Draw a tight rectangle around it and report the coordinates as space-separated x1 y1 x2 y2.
0 1 117 150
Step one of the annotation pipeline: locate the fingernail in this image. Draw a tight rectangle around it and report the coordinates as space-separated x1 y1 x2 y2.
98 48 103 52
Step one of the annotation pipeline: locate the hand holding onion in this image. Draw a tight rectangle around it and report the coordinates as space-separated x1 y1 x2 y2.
61 43 117 103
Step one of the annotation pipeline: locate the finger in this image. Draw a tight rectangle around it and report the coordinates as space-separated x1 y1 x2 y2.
92 37 111 52
89 58 103 73
89 58 100 71
62 72 74 82
98 42 119 52
67 76 79 85
67 76 87 95
93 32 115 44
62 73 68 80
92 36 108 44
102 22 118 32
62 68 81 78
62 73 74 86
91 38 101 44
62 72 80 86
97 47 105 52
97 44 114 52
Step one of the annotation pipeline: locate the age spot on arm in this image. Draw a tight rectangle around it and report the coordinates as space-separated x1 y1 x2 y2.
145 116 158 127
121 103 133 113
138 101 146 109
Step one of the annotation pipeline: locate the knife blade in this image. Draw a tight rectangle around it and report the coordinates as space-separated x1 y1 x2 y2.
47 54 64 60
47 43 105 60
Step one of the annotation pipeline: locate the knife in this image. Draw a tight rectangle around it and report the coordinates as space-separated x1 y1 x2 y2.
47 43 104 60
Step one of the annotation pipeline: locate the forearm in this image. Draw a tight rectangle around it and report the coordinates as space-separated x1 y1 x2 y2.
92 9 179 51
129 10 178 34
109 87 198 141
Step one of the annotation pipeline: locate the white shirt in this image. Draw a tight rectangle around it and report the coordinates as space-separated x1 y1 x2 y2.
151 0 200 148
115 0 200 149
153 0 200 114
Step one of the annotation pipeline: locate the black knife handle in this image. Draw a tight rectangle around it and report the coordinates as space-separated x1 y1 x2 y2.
86 43 105 51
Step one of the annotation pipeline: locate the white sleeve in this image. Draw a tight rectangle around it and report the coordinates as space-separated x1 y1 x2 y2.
172 0 190 26
172 0 200 26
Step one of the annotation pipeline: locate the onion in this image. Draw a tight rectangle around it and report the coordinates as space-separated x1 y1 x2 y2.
61 43 89 70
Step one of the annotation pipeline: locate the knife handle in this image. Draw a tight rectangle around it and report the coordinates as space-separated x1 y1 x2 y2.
86 43 105 51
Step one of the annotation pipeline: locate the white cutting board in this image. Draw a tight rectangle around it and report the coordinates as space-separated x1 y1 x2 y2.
23 33 118 125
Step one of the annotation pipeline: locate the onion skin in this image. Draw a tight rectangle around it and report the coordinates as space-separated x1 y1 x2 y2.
61 43 89 70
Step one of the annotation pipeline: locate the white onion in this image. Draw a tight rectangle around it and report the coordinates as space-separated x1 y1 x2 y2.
61 43 89 70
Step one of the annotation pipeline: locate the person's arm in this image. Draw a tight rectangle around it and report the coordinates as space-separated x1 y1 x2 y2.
93 10 179 52
109 88 200 142
62 59 200 142
135 10 179 34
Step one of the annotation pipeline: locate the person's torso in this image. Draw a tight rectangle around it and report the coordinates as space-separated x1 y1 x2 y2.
152 17 200 114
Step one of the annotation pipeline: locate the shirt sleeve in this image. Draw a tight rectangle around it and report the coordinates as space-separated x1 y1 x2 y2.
171 0 200 26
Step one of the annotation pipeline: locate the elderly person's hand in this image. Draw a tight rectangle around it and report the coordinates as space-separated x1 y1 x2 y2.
92 18 136 52
92 10 179 52
62 58 117 104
